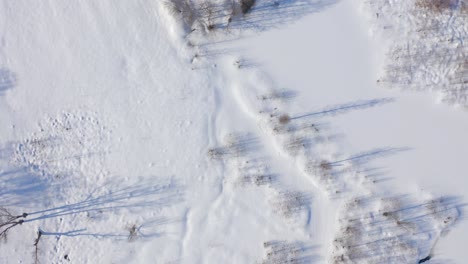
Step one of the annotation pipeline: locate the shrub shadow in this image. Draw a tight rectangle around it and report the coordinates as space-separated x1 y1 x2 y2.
229 0 339 32
0 68 16 95
291 98 395 120
332 194 466 263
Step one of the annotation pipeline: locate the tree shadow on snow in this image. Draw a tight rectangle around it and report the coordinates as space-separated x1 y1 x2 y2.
327 147 410 187
0 68 16 96
0 138 185 245
290 98 395 120
261 240 321 263
0 139 102 209
0 166 49 208
23 178 183 222
228 0 339 32
333 194 466 263
38 217 179 241
187 0 340 59
0 143 54 208
328 147 410 167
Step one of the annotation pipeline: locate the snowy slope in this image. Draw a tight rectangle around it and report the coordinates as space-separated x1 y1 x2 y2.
0 0 466 263
0 1 216 262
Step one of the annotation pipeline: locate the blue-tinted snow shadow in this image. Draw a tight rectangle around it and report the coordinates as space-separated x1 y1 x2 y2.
328 147 410 167
38 217 179 241
262 240 321 263
0 68 16 95
24 178 183 222
0 139 95 209
334 194 466 263
0 143 51 208
304 145 411 196
226 0 340 32
0 139 184 227
0 167 48 207
190 0 340 61
290 98 395 120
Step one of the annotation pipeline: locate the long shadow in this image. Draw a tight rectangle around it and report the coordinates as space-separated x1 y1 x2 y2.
0 68 16 95
328 147 410 167
0 167 48 207
227 0 339 32
187 0 340 55
0 140 99 208
262 240 321 263
291 98 395 120
0 142 54 208
333 194 466 263
208 132 261 159
305 144 409 196
38 217 176 240
0 138 185 243
24 179 183 222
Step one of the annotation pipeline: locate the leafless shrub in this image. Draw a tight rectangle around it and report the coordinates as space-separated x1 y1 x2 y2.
416 0 459 12
33 230 43 264
164 0 197 31
0 207 28 241
239 173 275 186
272 123 291 134
197 1 216 32
253 174 275 186
371 0 468 107
262 240 314 264
450 58 468 88
278 114 291 125
207 147 228 159
208 133 259 160
164 0 244 35
127 224 138 242
425 197 459 225
273 121 320 136
305 160 333 184
283 136 309 156
258 90 297 101
274 191 310 218
241 0 256 14
331 195 460 263
379 197 403 221
319 160 332 170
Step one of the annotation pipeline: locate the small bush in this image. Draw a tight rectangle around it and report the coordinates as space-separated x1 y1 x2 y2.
415 0 458 12
164 0 197 31
127 224 138 242
241 0 256 14
278 114 291 125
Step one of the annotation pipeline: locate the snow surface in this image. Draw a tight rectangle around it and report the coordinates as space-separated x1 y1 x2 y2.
0 0 466 263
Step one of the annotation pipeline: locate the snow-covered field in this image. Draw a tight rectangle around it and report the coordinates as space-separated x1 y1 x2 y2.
0 0 466 263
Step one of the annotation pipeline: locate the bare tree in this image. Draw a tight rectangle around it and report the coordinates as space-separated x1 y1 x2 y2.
0 207 28 241
33 230 43 264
